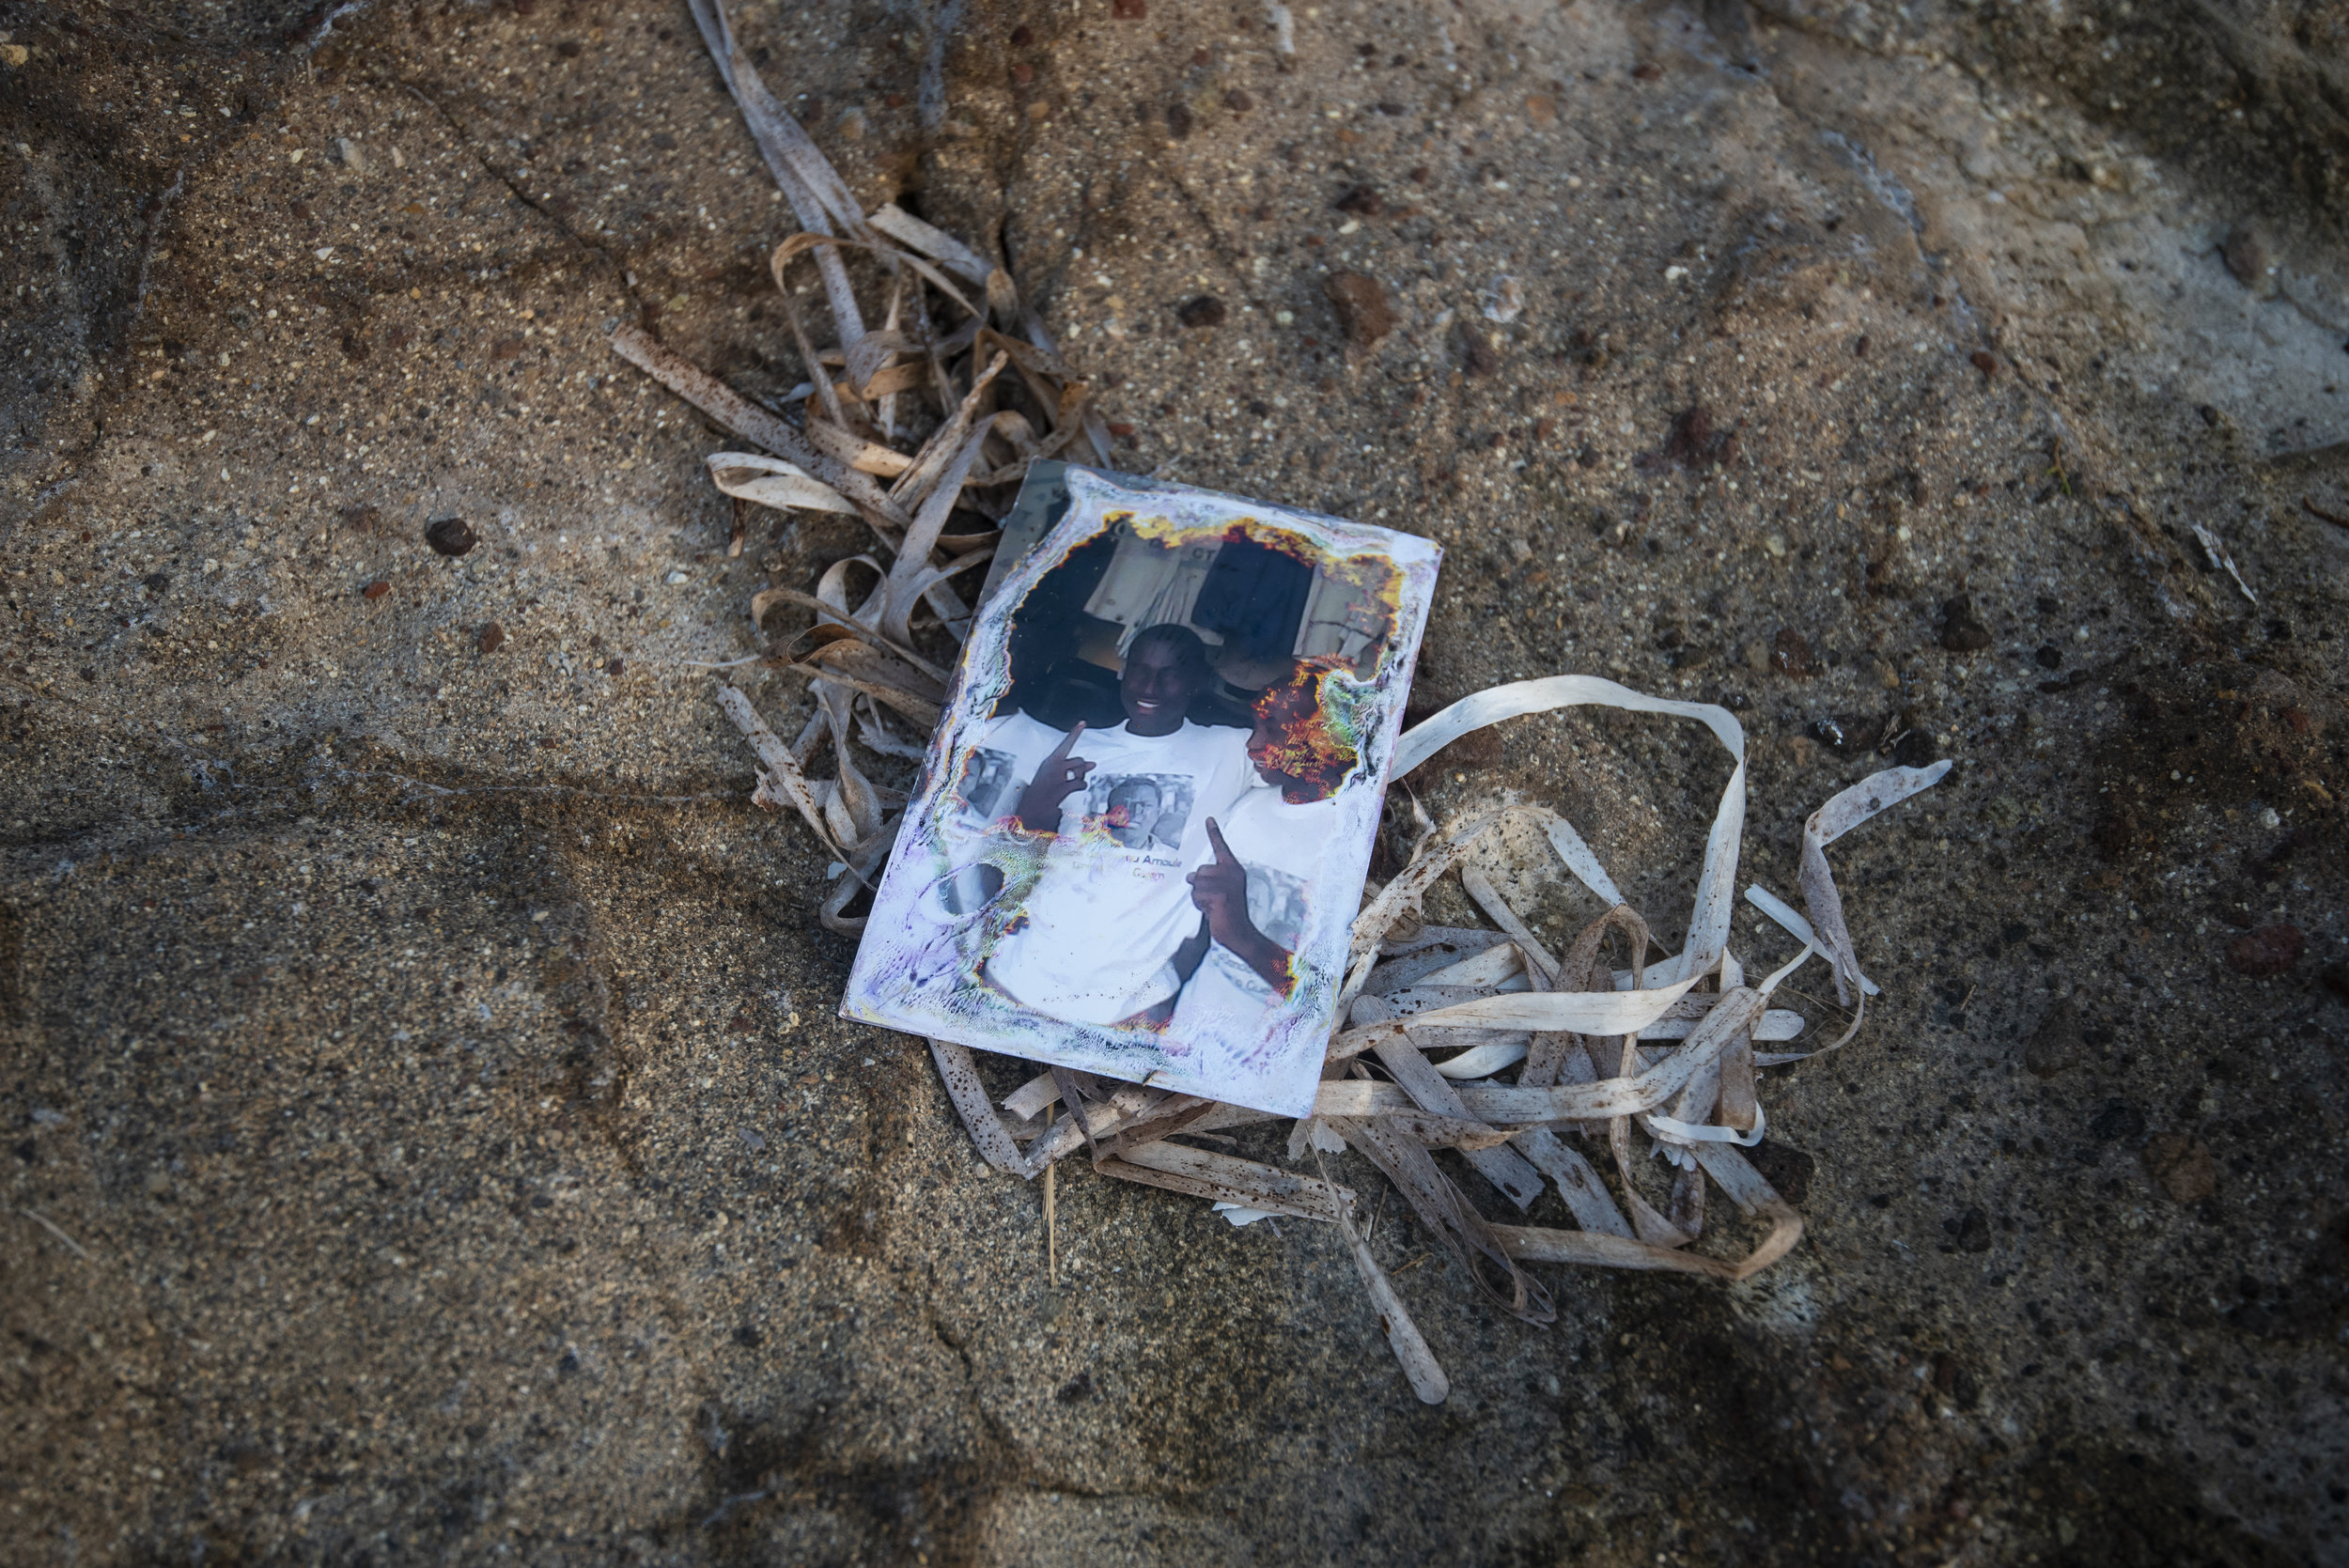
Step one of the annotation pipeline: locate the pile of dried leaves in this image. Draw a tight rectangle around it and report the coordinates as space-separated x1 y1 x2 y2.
616 0 1950 1403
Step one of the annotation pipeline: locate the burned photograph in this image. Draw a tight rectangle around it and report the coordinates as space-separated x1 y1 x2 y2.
843 467 1440 1116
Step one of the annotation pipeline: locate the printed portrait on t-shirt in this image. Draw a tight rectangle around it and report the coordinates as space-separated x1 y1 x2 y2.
1083 772 1194 853
953 746 1025 825
841 464 1440 1119
1241 863 1308 953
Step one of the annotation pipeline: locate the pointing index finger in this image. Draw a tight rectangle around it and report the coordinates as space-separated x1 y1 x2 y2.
1204 817 1236 862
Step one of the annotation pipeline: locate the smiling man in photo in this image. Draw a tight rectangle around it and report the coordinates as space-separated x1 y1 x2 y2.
983 624 1256 1028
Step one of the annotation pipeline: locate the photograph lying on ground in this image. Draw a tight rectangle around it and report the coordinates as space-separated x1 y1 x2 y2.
843 466 1440 1117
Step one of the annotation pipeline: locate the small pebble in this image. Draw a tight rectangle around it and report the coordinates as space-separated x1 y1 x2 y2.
2021 1000 2081 1078
2220 225 2276 296
425 517 478 557
1322 272 1395 346
1333 184 1383 216
1165 101 1193 139
361 580 390 600
1938 595 1991 652
1770 628 1815 678
1175 295 1226 328
477 622 506 655
2142 1132 2217 1203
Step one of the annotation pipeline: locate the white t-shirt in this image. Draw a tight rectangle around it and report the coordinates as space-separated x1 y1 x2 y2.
947 710 1067 830
987 719 1255 1025
928 709 1066 919
1167 784 1341 1045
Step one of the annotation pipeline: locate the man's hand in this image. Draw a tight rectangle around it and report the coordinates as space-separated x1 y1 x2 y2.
1015 722 1092 833
1187 819 1296 996
1187 819 1251 937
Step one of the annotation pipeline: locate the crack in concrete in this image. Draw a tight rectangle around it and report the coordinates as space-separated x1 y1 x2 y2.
398 80 656 329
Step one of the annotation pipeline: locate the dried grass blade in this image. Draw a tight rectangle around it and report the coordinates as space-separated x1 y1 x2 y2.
1315 1145 1449 1405
1330 972 1706 1061
1002 1073 1059 1122
819 815 898 935
773 230 985 325
892 352 1009 508
1364 931 1517 994
885 546 993 645
761 584 952 683
1100 1094 1217 1159
1427 1042 1530 1079
770 262 852 430
687 0 869 356
1511 1127 1636 1238
801 419 915 477
1487 1224 1736 1278
866 201 995 285
707 452 859 515
854 699 926 760
1382 1110 1525 1151
1527 806 1628 907
1100 1141 1352 1222
717 685 836 850
609 325 915 538
1356 998 1545 1210
881 422 992 646
1391 677 1746 986
1797 761 1953 1005
1025 1082 1160 1168
783 669 941 729
1688 1143 1804 1278
1609 1028 1694 1249
1524 905 1650 1087
1459 864 1563 985
794 638 946 704
984 269 1020 328
928 1038 1038 1180
1347 808 1501 964
817 681 885 842
1330 1114 1556 1326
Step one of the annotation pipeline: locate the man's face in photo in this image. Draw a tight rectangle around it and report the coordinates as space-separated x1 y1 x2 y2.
1120 637 1208 736
1102 779 1164 848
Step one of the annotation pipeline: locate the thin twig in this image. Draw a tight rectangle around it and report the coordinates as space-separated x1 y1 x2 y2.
1045 1160 1058 1286
22 1207 90 1261
2302 495 2349 530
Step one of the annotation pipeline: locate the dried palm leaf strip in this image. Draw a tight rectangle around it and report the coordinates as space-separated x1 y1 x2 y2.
930 1037 1039 1179
1325 1111 1555 1326
685 0 884 386
1316 1144 1449 1405
1392 677 1747 987
608 324 917 540
1095 1141 1354 1224
716 683 837 852
1353 996 1545 1209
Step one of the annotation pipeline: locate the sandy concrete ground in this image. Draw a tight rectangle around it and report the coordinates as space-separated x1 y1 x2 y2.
3 0 2345 1561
